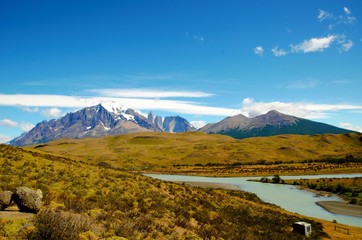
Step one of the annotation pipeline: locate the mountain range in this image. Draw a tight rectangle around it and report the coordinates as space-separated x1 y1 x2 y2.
10 102 195 146
9 103 356 146
200 110 355 139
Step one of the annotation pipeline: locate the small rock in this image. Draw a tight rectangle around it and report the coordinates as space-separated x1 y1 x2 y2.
0 191 13 210
12 187 43 213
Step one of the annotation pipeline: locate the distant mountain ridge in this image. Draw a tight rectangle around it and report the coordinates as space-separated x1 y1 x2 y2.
200 110 356 139
10 102 195 146
10 106 356 146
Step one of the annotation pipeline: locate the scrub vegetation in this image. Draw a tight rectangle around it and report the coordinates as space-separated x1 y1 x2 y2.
0 144 328 239
287 177 362 205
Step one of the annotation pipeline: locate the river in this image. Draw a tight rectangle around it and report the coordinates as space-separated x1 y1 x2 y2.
145 173 362 227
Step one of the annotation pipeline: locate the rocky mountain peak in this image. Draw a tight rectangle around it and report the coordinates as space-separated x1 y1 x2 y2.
148 111 155 123
200 110 355 139
252 110 297 127
100 101 126 115
9 104 195 146
163 116 196 133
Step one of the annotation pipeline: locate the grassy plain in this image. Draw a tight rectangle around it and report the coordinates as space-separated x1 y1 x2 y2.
27 132 362 176
0 144 329 239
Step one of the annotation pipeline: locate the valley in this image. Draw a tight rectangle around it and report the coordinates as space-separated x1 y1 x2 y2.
1 132 362 239
0 143 331 239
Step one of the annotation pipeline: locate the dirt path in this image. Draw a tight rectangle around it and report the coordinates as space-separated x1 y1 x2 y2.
317 201 362 218
0 206 35 220
174 181 240 190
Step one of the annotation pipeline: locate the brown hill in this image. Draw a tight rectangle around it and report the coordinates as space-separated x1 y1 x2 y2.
26 132 362 170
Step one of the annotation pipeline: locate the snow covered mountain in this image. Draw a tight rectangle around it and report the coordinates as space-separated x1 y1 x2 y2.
10 102 195 146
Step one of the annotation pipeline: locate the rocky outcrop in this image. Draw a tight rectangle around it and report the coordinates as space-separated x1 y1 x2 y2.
0 191 13 210
154 115 163 129
163 116 195 132
12 187 43 213
147 111 154 123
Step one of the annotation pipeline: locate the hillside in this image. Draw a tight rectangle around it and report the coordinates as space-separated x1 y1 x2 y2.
27 132 362 173
0 144 327 239
200 110 355 139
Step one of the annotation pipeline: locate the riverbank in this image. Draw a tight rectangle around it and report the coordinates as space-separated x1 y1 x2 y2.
160 178 362 239
174 181 239 190
141 162 362 177
147 173 362 228
176 181 362 218
317 201 362 218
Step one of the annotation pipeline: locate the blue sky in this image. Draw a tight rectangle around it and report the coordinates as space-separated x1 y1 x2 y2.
1 0 362 142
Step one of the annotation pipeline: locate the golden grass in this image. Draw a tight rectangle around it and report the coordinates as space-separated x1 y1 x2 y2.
26 132 362 169
1 144 333 239
312 218 362 240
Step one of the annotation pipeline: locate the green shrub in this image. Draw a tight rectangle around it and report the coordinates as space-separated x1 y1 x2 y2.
272 175 281 184
31 208 91 240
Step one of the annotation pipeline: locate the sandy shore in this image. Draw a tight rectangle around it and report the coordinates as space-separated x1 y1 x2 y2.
174 181 240 190
317 201 362 218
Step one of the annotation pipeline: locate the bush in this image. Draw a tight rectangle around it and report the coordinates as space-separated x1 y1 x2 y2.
31 208 92 240
272 175 282 184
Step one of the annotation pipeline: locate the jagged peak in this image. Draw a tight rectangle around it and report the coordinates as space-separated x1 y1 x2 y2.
100 101 126 115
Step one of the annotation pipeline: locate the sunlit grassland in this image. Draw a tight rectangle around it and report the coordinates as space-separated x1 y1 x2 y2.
0 144 328 239
285 177 362 205
27 132 362 176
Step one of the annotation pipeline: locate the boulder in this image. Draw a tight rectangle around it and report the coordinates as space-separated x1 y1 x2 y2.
12 187 42 213
0 191 13 210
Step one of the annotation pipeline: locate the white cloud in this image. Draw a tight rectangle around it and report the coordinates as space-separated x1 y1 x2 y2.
0 94 239 117
241 98 362 119
318 9 333 22
287 79 319 89
0 134 12 143
254 46 264 56
337 37 353 52
339 7 356 24
1 94 362 123
19 122 35 132
0 119 18 127
190 120 207 129
289 35 353 54
330 80 350 85
186 32 205 43
42 107 63 118
318 7 356 25
242 98 254 105
88 89 214 98
16 105 39 113
340 122 362 133
271 46 287 56
193 35 205 43
0 118 34 133
343 7 351 15
291 35 337 53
